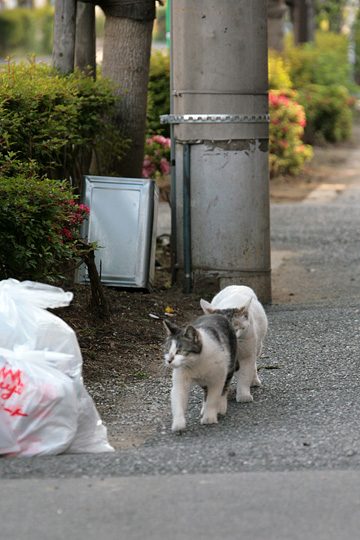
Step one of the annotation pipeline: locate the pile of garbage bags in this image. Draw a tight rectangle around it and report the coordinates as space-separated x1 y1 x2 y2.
0 279 114 456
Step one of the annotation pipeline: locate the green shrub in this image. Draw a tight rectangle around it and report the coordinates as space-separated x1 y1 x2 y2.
284 31 353 90
147 50 170 137
283 31 355 144
0 7 54 56
353 8 360 85
298 83 353 144
269 90 313 177
0 174 89 281
0 61 128 188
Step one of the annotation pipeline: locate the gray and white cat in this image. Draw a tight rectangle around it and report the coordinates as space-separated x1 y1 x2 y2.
200 285 268 403
163 313 238 432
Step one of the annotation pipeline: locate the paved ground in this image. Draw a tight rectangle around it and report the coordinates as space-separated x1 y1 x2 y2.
2 471 360 540
1 132 360 538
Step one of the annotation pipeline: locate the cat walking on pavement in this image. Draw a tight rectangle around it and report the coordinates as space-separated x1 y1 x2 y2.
200 285 268 403
163 313 238 432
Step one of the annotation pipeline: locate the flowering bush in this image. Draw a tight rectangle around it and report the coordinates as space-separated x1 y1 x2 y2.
0 174 90 281
142 135 171 179
268 50 292 90
269 90 313 177
60 200 90 243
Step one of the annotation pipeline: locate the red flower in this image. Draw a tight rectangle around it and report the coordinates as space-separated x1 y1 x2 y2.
61 227 73 240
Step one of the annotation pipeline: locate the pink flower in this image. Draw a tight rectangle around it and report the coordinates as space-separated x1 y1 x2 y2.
142 156 156 178
160 157 170 175
78 203 90 214
152 135 171 147
143 156 152 168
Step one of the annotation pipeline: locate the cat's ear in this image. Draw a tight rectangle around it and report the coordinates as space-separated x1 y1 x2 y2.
233 302 250 319
184 325 200 344
163 319 179 336
200 299 215 314
242 297 252 318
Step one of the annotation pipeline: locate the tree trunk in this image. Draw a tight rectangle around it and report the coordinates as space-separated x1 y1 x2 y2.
75 2 96 78
52 0 77 74
101 16 154 178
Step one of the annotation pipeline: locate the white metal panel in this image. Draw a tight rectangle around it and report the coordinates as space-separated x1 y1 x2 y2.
79 176 158 288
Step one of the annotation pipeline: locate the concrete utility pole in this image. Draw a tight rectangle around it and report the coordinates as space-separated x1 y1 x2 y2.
167 0 271 303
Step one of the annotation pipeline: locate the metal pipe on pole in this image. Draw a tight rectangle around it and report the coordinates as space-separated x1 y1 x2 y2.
167 0 271 303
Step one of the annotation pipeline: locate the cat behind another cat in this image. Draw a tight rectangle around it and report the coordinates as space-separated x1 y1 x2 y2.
163 313 237 432
200 285 268 403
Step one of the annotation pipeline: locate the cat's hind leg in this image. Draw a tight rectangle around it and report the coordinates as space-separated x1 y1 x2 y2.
200 382 224 425
200 386 207 418
252 341 264 387
218 392 228 415
218 372 233 415
236 356 255 402
251 363 262 387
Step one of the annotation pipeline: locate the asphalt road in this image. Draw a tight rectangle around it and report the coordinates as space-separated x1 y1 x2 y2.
1 144 360 538
2 471 360 540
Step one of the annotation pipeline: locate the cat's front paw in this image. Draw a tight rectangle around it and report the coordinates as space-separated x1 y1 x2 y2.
236 392 253 403
172 417 186 432
201 412 218 425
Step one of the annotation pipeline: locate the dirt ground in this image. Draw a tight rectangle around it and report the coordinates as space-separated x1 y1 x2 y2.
57 133 358 384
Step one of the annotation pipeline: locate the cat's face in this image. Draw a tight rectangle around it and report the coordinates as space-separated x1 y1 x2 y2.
163 320 202 369
227 308 250 338
200 301 250 338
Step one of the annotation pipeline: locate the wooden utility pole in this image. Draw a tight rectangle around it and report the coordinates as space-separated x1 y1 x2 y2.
52 0 77 74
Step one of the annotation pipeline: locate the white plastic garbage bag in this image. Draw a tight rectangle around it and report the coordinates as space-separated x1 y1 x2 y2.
0 349 79 455
0 278 114 456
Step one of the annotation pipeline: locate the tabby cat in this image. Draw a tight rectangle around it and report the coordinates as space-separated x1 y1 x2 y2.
163 313 238 432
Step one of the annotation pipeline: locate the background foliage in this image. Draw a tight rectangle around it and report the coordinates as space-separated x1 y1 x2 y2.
147 50 170 137
270 30 355 149
0 7 54 57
